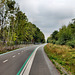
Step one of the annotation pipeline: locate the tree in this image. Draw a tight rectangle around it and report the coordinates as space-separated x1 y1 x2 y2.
47 19 75 47
52 30 58 40
0 0 45 45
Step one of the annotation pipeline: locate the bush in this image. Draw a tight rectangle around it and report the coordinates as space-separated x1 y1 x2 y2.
52 39 56 44
56 40 60 45
55 39 65 45
66 40 75 48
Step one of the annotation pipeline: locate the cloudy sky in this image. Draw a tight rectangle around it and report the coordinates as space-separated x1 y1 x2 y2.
15 0 75 40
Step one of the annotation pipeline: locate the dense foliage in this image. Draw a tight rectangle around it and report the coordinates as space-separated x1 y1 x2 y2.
47 20 75 48
0 0 45 45
44 43 75 74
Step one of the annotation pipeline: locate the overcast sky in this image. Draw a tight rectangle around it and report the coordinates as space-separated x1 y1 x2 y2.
15 0 75 40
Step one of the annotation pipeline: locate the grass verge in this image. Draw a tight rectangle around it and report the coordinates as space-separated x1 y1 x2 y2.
44 43 75 75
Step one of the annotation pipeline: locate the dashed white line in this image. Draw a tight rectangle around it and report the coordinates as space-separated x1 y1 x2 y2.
3 59 8 63
18 53 20 55
12 55 16 58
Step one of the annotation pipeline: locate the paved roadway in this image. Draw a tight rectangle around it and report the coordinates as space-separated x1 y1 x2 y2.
29 45 60 75
0 44 60 75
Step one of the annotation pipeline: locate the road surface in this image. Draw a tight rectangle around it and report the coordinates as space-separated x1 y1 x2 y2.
0 44 60 75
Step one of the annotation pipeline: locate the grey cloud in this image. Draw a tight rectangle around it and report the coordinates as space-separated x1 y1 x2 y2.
15 0 75 40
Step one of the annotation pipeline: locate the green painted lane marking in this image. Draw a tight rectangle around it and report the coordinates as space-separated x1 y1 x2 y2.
17 48 36 75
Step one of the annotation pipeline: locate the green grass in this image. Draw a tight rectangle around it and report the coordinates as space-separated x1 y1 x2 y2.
44 43 75 75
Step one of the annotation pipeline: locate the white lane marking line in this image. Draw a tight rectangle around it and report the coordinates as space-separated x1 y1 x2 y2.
20 46 41 75
3 59 8 63
12 55 16 58
18 53 20 55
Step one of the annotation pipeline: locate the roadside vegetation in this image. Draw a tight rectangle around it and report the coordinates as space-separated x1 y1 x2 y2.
44 43 75 75
0 0 45 45
0 0 45 53
0 44 32 54
47 19 75 48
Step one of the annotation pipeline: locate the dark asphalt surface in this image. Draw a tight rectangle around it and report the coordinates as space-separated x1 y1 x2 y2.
0 45 38 75
29 46 60 75
0 44 60 75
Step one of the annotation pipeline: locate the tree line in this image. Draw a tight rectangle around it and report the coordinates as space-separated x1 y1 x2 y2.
0 0 45 45
47 19 75 48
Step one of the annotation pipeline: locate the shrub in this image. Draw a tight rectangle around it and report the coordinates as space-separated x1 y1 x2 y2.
66 40 75 48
